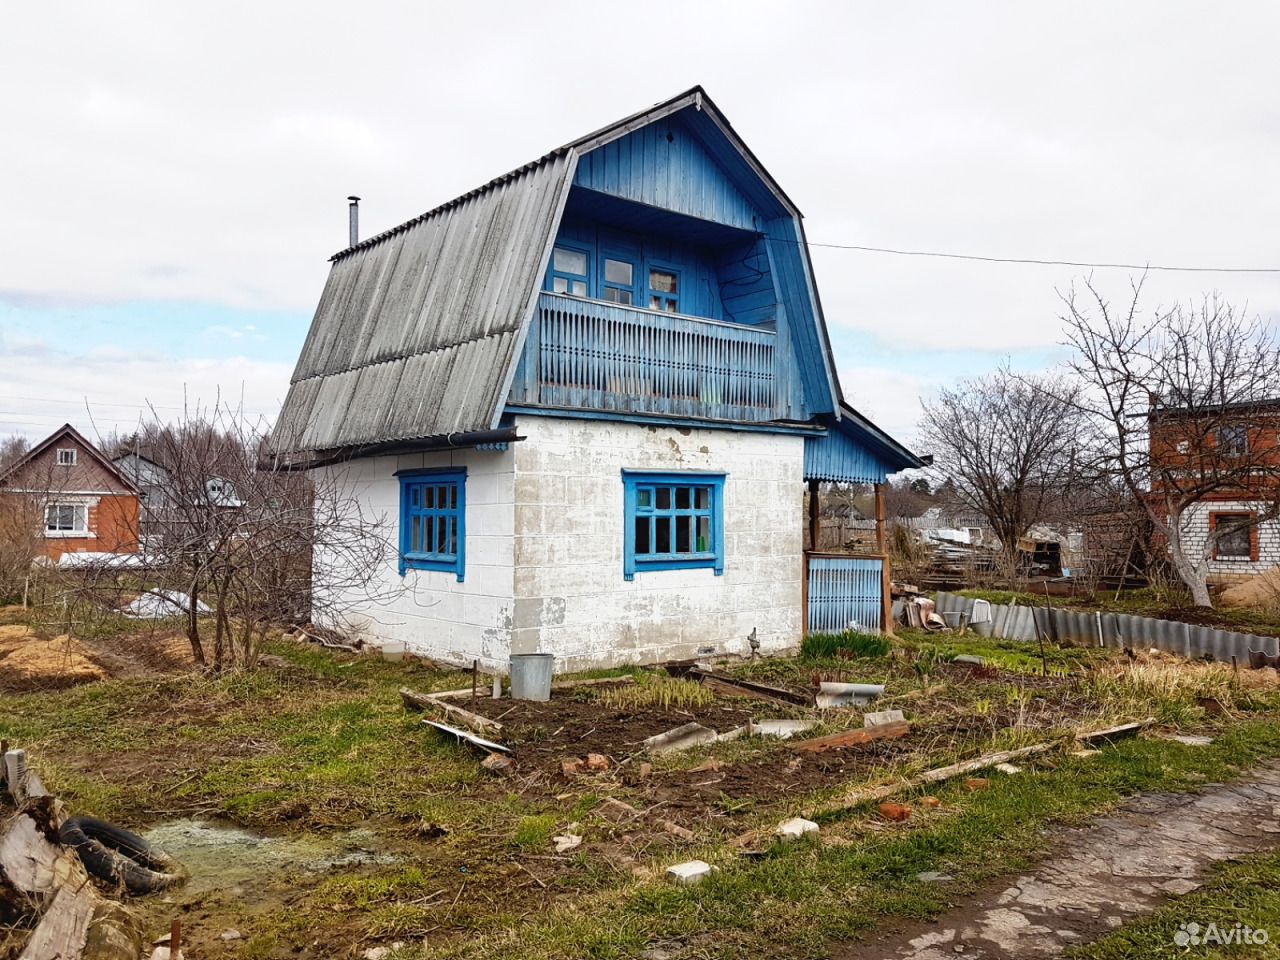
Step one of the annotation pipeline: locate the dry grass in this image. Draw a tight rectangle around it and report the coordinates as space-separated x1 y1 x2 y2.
594 675 716 711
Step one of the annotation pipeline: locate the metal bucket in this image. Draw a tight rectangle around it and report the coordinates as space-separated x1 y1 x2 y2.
508 653 555 701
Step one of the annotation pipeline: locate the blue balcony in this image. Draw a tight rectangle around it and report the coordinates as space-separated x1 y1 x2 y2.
509 292 780 422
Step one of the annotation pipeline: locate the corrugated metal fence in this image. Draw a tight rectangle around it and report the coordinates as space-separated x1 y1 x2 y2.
809 556 883 634
932 591 1280 662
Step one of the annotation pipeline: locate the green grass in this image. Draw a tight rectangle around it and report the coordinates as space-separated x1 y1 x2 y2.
412 717 1280 960
800 630 893 660
1068 851 1280 959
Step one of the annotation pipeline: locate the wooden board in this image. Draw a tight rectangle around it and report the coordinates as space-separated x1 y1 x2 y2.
791 721 910 754
400 687 502 733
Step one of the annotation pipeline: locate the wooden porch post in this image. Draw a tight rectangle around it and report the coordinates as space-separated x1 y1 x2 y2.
875 483 893 635
803 479 820 639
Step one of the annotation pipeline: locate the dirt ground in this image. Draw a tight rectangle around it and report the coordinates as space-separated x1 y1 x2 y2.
0 620 197 693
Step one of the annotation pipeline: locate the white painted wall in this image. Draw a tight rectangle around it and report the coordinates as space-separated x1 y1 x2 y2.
509 416 804 671
314 417 807 672
313 447 515 670
1177 500 1280 582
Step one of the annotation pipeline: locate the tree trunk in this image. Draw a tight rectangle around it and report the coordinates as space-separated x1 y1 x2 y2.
186 573 206 665
1164 508 1213 607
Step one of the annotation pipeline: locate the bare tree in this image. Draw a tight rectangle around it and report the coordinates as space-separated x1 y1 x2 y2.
919 367 1087 573
1061 277 1280 607
131 406 400 669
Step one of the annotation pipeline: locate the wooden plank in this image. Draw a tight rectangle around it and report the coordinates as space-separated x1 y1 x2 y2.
18 883 96 960
684 668 810 707
791 720 910 754
808 718 1155 817
400 687 502 733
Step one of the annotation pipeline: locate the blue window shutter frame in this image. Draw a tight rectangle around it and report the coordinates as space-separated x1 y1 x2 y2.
396 466 467 581
621 469 726 580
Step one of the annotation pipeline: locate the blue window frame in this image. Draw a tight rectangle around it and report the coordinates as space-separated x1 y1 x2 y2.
622 470 725 580
601 254 636 305
548 244 590 297
397 468 466 579
647 265 680 313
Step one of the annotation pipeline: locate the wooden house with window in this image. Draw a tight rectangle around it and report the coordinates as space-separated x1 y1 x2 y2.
270 87 924 671
0 424 141 562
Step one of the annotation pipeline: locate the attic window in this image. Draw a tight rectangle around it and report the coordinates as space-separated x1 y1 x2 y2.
1217 425 1249 456
56 448 77 466
602 258 635 305
550 246 589 297
648 268 679 313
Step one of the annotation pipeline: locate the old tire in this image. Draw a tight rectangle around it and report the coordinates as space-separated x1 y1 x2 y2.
60 816 186 895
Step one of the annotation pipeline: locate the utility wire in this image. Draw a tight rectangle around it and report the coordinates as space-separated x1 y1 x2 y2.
799 240 1280 274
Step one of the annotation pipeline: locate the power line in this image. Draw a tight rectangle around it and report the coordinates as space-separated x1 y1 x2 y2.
800 240 1280 274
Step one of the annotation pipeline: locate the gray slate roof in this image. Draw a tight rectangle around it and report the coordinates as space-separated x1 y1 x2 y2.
272 153 573 457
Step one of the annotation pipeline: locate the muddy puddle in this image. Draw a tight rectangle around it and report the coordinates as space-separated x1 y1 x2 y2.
143 819 399 894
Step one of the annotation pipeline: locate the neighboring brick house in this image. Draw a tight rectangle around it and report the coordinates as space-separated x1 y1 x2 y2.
1149 399 1280 584
0 424 141 561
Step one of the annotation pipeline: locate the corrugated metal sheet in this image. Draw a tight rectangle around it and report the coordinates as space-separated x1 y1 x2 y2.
934 591 1280 662
271 156 573 455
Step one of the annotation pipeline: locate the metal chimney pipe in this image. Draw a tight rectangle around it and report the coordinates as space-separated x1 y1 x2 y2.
347 196 361 246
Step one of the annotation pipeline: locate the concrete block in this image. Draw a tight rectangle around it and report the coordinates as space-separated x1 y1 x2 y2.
666 860 715 885
775 817 820 841
864 709 906 728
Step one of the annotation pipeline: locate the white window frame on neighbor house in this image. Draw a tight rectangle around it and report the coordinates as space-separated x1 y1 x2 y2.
44 502 89 537
56 448 78 466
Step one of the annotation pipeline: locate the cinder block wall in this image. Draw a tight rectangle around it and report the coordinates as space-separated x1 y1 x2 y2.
509 415 804 671
314 448 516 670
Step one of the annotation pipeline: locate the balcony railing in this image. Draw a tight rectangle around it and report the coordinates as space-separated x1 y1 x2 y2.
510 292 780 421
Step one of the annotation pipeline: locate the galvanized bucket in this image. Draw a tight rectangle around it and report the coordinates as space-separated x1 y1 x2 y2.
509 653 555 701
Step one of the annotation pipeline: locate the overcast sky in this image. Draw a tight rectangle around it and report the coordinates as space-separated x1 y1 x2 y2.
3 2 1279 448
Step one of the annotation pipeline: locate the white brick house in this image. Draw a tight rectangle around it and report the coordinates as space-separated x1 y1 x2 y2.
1177 500 1280 585
273 88 923 671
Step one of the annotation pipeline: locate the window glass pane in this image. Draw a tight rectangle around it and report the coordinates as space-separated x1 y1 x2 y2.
604 258 633 285
635 516 651 554
552 276 568 293
570 280 587 296
604 286 632 305
650 269 677 294
675 487 691 510
436 517 449 554
637 488 652 509
655 517 671 553
448 518 457 556
695 488 710 510
553 247 587 274
696 515 711 552
675 516 692 553
425 486 436 508
1218 517 1251 557
655 487 671 510
448 484 457 509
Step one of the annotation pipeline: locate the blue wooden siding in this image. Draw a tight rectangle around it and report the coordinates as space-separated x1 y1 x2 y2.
765 216 838 417
715 237 775 327
808 556 883 634
804 425 902 484
549 214 727 320
573 114 763 231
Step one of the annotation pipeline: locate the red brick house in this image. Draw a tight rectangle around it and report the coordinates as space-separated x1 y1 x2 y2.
1148 399 1280 583
0 424 141 561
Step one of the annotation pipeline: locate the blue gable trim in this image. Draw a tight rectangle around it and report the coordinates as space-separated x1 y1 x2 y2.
804 406 926 484
574 113 765 231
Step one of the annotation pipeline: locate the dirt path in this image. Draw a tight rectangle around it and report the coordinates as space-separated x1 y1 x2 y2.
836 762 1280 959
